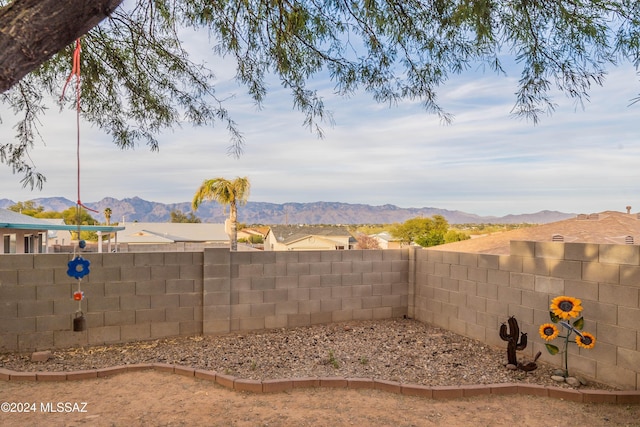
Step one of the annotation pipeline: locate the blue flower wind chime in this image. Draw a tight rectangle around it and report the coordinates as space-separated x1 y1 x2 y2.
68 240 90 331
62 38 95 332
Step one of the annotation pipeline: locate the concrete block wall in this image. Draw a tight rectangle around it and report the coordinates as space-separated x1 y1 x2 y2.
204 249 409 334
0 248 409 353
413 241 640 390
4 241 637 390
0 252 204 352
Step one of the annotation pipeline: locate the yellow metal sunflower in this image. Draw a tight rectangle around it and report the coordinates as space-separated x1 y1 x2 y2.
550 296 583 320
576 332 596 349
539 323 559 341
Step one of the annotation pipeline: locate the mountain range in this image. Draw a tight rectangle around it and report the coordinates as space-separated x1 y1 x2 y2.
0 197 575 225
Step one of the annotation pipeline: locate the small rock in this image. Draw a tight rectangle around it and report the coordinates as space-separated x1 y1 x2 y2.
566 377 581 387
551 375 566 383
577 376 588 386
31 350 51 362
553 369 566 376
506 364 517 370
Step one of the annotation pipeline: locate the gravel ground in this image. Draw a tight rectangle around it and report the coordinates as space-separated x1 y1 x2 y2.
0 318 617 391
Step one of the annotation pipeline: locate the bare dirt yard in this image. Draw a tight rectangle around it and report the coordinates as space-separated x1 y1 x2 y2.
1 370 639 427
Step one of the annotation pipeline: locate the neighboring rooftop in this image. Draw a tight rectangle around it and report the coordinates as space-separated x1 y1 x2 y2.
433 210 640 255
268 225 353 244
0 208 123 233
115 222 228 244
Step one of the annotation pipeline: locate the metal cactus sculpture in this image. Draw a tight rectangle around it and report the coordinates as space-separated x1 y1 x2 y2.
499 316 528 366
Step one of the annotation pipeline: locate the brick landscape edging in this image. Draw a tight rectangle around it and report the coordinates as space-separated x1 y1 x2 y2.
1 364 639 404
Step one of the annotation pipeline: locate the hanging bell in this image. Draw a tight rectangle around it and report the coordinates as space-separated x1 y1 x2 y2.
73 311 86 332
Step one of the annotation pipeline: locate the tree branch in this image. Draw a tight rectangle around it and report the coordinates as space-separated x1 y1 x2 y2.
0 0 124 92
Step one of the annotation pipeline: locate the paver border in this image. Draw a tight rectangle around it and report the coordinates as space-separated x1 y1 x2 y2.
1 364 638 404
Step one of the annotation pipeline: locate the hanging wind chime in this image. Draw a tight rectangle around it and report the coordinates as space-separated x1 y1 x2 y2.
61 39 97 332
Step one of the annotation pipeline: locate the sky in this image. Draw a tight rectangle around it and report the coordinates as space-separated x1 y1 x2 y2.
1 29 640 217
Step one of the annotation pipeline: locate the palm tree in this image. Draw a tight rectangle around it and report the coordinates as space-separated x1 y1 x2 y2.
104 207 112 225
192 177 250 251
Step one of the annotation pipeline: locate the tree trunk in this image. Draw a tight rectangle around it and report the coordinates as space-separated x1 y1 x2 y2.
230 202 238 252
0 0 124 93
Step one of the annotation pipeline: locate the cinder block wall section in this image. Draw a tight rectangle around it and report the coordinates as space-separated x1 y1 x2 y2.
413 242 640 390
204 249 409 334
0 248 409 353
0 252 204 352
5 242 637 390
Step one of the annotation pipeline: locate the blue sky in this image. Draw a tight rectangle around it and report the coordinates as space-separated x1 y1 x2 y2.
1 34 639 217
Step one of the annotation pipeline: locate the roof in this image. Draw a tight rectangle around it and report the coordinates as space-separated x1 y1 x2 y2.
0 208 124 233
268 225 353 244
371 232 399 242
432 210 640 255
115 222 228 244
238 226 270 237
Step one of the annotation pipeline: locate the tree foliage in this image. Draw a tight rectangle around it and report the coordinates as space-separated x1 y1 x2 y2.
9 200 70 221
62 206 97 225
444 229 471 244
170 209 201 223
61 206 99 241
8 201 44 216
454 223 536 236
2 0 640 189
391 215 445 246
354 233 381 249
238 234 264 245
391 215 468 247
192 176 250 251
33 210 64 219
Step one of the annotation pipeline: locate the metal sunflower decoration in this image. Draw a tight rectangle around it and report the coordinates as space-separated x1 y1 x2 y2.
539 295 596 377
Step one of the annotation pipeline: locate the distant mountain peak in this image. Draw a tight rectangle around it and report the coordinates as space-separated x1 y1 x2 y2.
0 197 575 225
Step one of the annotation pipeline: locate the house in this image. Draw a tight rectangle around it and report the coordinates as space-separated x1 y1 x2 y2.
432 210 640 255
115 222 229 247
370 231 403 249
237 226 269 243
264 225 355 251
42 218 73 247
0 208 123 254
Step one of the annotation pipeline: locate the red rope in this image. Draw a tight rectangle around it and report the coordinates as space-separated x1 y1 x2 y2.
61 40 98 216
61 39 81 109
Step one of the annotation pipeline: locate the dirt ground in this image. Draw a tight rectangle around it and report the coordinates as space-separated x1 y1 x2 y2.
1 370 639 427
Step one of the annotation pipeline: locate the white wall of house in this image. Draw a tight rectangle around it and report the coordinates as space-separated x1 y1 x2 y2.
2 230 48 253
48 229 72 247
266 234 351 251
